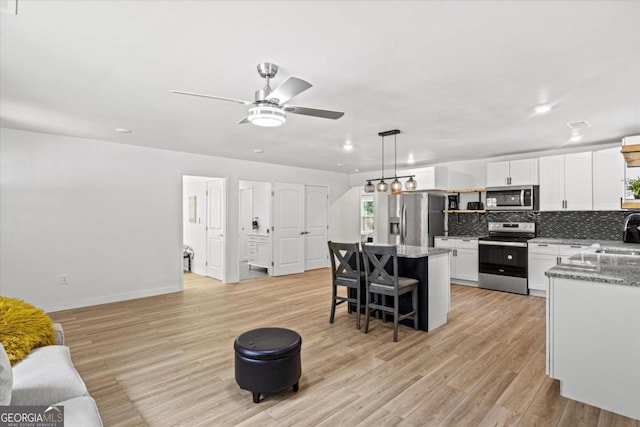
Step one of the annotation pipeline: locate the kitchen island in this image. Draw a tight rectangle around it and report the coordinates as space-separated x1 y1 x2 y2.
545 244 640 420
395 245 451 332
353 245 451 332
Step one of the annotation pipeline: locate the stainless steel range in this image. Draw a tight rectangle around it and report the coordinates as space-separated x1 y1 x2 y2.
478 222 536 295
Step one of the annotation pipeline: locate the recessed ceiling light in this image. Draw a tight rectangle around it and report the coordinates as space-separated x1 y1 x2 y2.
343 142 353 151
407 154 416 164
533 103 553 115
253 149 264 153
337 163 344 167
116 128 132 133
354 168 360 172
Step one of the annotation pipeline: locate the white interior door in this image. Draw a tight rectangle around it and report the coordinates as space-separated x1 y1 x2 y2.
239 187 253 262
206 179 225 280
273 183 305 276
305 185 329 270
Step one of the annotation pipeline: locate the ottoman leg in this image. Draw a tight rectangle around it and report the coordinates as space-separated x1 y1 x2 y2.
292 382 299 392
252 392 261 403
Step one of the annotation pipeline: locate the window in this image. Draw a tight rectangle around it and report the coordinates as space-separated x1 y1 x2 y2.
361 195 374 234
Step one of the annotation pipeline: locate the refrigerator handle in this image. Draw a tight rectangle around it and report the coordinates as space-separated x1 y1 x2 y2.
401 203 407 244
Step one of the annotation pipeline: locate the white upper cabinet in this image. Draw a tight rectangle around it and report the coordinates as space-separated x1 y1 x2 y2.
539 152 593 211
397 166 448 190
593 147 625 210
486 158 538 187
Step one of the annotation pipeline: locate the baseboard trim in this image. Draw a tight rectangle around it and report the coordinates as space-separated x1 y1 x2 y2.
44 285 181 313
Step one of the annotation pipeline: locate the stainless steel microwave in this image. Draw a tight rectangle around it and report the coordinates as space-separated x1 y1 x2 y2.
485 185 539 210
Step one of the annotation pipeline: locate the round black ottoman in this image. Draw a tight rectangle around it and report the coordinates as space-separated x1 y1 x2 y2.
234 327 302 403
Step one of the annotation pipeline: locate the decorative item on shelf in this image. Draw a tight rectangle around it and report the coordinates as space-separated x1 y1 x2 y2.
363 129 417 193
627 177 640 199
447 195 459 210
467 201 484 210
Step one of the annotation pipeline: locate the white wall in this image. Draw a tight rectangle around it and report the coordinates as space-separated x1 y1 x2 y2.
182 176 212 275
328 186 361 243
0 128 352 311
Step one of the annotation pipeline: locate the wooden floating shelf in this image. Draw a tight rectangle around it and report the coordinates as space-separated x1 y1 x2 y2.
621 144 640 167
444 188 486 193
621 200 640 209
444 210 487 214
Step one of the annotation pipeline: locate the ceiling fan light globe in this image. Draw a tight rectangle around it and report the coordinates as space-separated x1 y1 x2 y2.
247 105 287 127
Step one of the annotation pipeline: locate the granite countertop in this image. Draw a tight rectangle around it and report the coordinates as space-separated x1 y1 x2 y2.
435 235 486 240
529 238 632 246
396 245 450 258
545 243 640 287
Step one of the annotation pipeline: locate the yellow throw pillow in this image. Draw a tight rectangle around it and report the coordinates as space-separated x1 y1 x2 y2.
0 297 56 365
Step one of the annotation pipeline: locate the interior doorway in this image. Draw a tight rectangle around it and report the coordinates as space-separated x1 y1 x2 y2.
182 175 226 282
238 180 272 281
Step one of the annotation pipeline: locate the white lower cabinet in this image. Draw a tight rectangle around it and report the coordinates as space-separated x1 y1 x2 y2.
434 237 478 284
248 234 270 270
528 242 589 295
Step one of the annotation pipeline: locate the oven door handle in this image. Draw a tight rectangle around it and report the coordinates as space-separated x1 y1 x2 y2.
479 240 528 248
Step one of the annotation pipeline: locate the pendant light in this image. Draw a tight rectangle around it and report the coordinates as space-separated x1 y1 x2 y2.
390 133 403 194
405 176 417 191
363 129 417 193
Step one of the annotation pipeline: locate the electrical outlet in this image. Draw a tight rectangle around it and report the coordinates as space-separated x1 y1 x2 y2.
59 274 69 285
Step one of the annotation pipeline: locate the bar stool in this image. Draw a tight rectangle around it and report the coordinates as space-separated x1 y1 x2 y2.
362 244 418 342
327 241 364 329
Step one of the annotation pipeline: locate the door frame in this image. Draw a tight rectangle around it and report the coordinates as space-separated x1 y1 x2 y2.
237 179 273 281
180 174 228 285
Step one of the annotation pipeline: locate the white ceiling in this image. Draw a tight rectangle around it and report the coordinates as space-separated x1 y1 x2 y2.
1 1 639 174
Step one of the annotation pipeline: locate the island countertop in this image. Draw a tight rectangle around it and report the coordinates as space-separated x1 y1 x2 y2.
396 245 450 258
545 244 640 287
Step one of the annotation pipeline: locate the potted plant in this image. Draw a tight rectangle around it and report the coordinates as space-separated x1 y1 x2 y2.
628 177 640 199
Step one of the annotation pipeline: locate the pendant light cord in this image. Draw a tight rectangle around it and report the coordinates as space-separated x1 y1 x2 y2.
381 135 384 180
394 134 397 178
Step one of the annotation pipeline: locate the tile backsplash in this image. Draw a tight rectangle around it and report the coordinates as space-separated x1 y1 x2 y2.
447 210 637 240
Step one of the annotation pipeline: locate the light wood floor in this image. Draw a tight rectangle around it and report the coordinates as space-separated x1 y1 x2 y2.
49 270 638 427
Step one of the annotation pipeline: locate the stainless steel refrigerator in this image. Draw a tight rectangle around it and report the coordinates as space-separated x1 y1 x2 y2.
389 192 445 246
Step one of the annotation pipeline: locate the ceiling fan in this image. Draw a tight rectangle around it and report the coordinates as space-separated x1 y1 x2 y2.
170 62 344 127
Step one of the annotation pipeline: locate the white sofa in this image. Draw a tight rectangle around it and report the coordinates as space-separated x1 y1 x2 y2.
1 323 102 427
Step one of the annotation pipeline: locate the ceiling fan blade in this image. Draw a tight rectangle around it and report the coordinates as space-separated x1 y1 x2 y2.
266 77 312 105
283 105 344 120
170 90 253 105
238 116 250 124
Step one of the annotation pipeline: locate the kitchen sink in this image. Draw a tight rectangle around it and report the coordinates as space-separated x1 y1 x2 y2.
594 249 640 256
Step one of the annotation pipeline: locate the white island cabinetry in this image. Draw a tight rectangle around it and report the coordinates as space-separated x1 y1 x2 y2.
547 276 640 420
